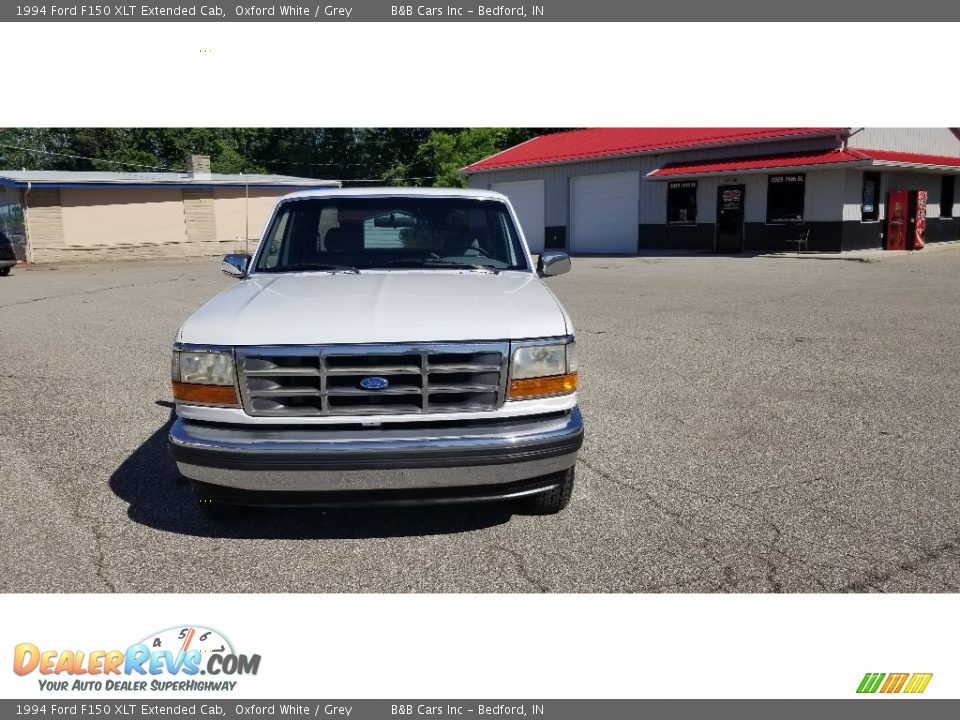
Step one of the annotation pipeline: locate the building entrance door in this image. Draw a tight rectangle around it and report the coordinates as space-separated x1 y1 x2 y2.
716 185 745 253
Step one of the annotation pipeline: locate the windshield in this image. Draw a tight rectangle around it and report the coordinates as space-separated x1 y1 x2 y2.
254 197 529 273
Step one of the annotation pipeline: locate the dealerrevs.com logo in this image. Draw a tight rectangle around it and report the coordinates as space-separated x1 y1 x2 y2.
13 626 261 692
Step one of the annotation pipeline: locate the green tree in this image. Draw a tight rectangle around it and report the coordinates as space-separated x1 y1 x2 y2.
394 128 560 187
0 127 565 185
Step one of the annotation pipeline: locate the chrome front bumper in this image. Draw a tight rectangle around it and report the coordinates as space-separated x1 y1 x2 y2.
168 408 583 495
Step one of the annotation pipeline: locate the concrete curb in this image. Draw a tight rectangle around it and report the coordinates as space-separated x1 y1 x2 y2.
22 254 223 271
763 240 960 263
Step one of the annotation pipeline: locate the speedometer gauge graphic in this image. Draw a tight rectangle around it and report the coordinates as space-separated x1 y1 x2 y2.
139 626 234 657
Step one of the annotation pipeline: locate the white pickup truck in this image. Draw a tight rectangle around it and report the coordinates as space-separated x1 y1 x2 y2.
168 188 583 515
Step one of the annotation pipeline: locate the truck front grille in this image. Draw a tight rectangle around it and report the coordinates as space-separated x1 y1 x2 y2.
236 343 509 417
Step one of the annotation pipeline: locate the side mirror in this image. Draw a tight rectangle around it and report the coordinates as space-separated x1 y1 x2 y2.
537 250 571 278
222 254 251 278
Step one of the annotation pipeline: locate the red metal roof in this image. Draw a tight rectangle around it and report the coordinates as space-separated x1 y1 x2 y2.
463 128 846 172
647 147 960 179
647 148 865 178
855 149 960 167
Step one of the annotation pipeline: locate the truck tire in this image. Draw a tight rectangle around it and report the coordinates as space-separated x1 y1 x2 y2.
521 467 575 515
0 267 10 277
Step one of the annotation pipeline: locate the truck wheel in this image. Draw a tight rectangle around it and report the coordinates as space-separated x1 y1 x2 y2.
521 467 575 515
0 267 10 277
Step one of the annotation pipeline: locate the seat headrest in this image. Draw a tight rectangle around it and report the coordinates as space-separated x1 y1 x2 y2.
325 225 362 252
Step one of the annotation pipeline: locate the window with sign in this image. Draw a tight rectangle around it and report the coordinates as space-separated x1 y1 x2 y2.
861 172 881 222
666 181 697 225
766 174 806 224
941 175 955 219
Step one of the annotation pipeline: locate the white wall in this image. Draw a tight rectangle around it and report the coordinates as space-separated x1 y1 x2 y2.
213 187 289 243
645 169 845 225
59 187 186 247
847 128 960 157
841 169 957 221
491 180 545 252
467 135 841 227
465 131 957 237
803 170 846 222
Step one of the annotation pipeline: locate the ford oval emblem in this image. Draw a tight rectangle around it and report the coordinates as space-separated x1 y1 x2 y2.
359 376 389 391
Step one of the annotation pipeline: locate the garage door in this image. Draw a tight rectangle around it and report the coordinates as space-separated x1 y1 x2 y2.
570 171 639 253
492 180 545 254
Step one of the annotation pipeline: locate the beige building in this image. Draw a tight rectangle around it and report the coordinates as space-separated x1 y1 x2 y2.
0 155 339 263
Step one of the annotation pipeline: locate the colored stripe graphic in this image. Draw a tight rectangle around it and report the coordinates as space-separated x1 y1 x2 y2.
904 673 933 694
857 672 932 694
880 673 909 693
857 673 885 693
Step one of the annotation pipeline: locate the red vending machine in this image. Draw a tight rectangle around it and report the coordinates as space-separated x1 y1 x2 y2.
886 190 928 251
912 190 927 249
886 191 908 250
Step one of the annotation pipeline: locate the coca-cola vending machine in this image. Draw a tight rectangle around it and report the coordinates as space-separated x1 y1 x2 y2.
886 191 908 250
885 190 928 251
912 190 927 249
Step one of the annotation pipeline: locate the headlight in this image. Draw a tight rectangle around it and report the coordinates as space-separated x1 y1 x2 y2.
565 341 578 373
508 340 578 400
171 348 239 406
173 351 235 385
511 344 567 380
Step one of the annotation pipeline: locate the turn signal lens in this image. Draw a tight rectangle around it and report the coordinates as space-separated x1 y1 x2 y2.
508 372 578 400
172 381 239 407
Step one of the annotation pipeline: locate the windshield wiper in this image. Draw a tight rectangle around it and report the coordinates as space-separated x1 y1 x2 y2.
383 259 500 274
261 263 360 274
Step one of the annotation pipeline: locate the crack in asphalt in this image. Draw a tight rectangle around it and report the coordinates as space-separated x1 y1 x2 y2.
761 522 784 593
578 457 865 592
87 511 120 594
578 458 741 591
816 499 930 556
0 374 73 383
0 275 186 310
65 474 119 593
489 544 549 593
735 476 823 497
839 536 960 593
629 472 927 593
5 441 118 592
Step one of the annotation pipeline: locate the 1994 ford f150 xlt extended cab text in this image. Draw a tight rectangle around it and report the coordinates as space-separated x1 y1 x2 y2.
168 188 583 515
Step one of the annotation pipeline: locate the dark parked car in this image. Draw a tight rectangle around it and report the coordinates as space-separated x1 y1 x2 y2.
0 232 16 276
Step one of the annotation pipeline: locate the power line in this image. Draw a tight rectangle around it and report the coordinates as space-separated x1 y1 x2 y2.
0 142 184 172
0 141 440 185
339 177 437 184
0 142 412 175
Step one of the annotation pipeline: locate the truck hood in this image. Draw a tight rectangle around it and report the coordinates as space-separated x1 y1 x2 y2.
177 271 571 346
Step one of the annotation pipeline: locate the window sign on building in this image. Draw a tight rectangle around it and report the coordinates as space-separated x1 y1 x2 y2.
862 172 881 222
942 175 955 219
667 181 697 225
767 173 806 224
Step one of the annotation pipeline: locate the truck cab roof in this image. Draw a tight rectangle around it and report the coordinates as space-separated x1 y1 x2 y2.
280 186 509 202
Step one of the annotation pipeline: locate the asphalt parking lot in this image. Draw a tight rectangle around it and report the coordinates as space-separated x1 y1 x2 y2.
2 249 960 593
